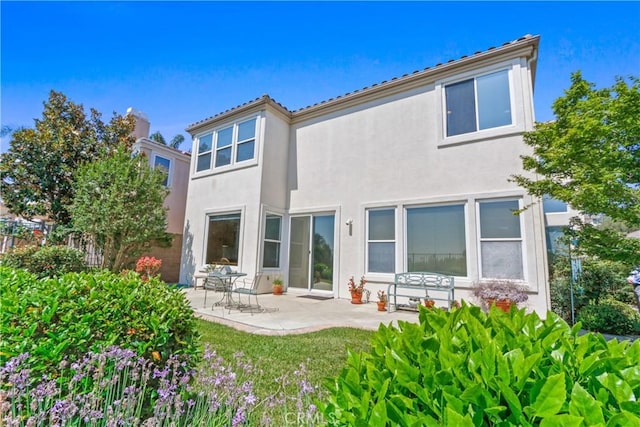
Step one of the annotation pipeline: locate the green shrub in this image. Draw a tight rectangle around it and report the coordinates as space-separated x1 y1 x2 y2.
322 304 640 426
0 244 86 277
549 256 635 323
0 267 200 379
577 298 640 335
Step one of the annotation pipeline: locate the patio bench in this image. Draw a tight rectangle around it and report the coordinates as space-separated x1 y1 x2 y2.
387 272 455 313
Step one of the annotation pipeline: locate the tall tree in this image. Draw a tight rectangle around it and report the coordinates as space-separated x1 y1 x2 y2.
0 91 135 227
71 147 172 272
513 72 640 265
149 131 186 150
149 131 167 145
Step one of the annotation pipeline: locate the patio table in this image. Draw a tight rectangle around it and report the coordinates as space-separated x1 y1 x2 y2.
206 271 247 309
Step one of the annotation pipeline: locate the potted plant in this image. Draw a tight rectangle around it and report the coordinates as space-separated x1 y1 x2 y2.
376 290 388 311
424 298 436 309
272 277 284 295
348 276 366 304
472 280 529 313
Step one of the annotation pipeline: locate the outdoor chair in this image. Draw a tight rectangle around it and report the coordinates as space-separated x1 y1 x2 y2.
230 272 263 315
203 269 229 308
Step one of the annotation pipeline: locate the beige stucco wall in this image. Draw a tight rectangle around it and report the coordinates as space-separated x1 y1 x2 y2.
179 36 549 314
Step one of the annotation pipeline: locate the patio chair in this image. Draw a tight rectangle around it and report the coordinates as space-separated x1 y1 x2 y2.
230 272 263 315
203 271 229 308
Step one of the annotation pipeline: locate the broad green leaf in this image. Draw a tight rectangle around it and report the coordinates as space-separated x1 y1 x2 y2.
569 382 605 426
539 414 584 427
596 372 635 403
445 407 474 427
531 373 566 417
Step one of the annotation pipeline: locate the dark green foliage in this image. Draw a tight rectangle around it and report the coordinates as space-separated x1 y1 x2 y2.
71 147 172 272
513 73 640 265
321 304 640 426
577 298 640 336
0 91 135 229
1 245 86 278
549 255 635 324
0 267 200 379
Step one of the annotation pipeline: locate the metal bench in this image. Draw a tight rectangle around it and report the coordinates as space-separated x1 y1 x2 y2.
387 272 455 313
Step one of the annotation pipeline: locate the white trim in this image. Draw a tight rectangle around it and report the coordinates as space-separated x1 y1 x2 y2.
475 197 526 282
365 207 397 276
261 212 283 270
436 59 525 147
192 113 262 177
202 206 246 272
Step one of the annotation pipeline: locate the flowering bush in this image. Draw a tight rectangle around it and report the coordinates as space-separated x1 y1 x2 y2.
377 290 387 303
0 344 322 426
136 256 162 281
472 280 529 304
348 276 366 295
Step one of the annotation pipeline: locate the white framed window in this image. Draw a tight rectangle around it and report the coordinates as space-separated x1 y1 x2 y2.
478 199 524 280
542 195 568 213
153 155 171 187
366 208 395 273
444 69 512 137
205 213 241 266
195 116 258 172
406 204 467 276
263 214 282 268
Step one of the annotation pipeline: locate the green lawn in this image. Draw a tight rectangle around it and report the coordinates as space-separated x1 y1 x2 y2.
195 318 374 399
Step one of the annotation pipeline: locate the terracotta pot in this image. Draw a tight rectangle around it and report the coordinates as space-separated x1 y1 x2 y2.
273 285 284 295
351 291 363 304
486 298 513 313
377 301 387 311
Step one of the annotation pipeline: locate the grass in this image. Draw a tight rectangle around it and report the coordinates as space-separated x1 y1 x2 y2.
195 318 374 399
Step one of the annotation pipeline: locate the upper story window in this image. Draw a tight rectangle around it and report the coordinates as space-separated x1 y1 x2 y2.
153 155 171 187
445 69 512 137
196 116 257 172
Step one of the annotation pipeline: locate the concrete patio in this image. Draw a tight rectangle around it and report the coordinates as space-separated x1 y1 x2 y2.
182 287 423 335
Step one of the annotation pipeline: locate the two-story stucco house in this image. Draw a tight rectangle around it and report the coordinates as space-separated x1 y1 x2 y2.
180 34 551 313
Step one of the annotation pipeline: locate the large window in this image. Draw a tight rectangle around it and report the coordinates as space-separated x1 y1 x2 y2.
263 214 282 268
206 213 241 265
478 200 523 280
406 205 467 276
153 155 171 187
196 116 257 172
367 209 395 273
542 195 568 213
445 69 512 137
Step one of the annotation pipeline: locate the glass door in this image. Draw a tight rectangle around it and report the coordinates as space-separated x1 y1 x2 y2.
288 216 310 289
311 215 334 291
288 214 335 291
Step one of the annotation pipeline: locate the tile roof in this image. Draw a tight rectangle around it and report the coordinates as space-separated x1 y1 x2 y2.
187 34 538 131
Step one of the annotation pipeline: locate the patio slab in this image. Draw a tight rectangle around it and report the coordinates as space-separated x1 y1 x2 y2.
182 288 422 335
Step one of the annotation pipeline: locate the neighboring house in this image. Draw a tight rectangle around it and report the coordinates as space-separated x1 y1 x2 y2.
129 109 190 283
180 35 552 314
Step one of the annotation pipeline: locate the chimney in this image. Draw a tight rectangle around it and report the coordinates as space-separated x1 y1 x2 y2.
126 107 150 140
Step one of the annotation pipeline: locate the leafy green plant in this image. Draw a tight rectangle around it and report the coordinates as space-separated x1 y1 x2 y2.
0 267 200 380
321 304 640 426
577 297 640 335
0 245 86 278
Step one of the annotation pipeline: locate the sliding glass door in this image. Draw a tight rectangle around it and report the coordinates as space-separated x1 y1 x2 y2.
288 214 335 291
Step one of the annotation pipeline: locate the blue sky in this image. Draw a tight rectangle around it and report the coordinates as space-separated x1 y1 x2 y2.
2 1 639 151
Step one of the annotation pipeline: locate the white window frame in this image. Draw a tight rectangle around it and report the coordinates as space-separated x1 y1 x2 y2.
204 211 243 267
366 208 396 274
476 198 525 281
404 202 468 277
194 114 259 175
153 154 172 187
262 213 282 269
436 60 524 147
